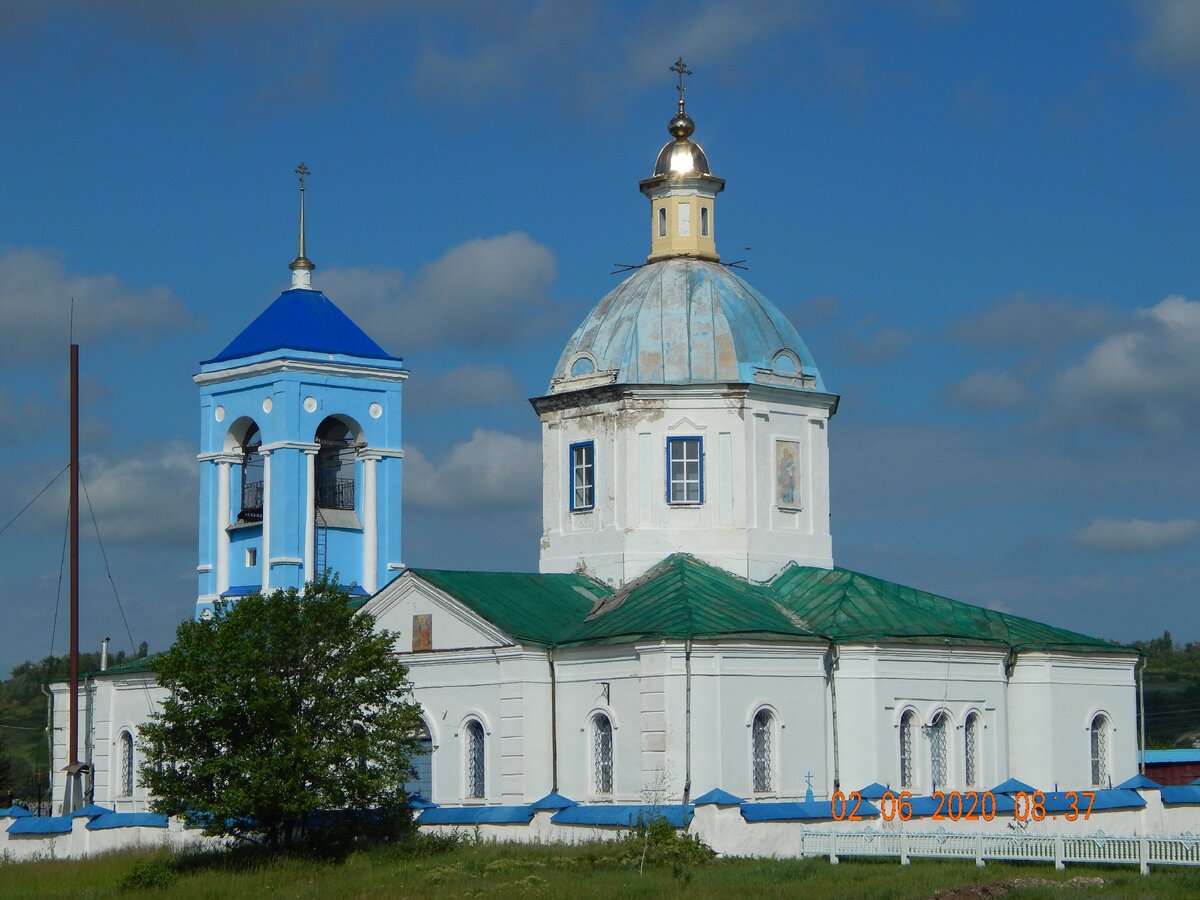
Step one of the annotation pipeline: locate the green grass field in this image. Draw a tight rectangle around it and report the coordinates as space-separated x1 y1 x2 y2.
3 833 1200 900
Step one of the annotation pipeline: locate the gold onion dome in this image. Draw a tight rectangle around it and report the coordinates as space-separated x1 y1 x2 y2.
653 113 711 177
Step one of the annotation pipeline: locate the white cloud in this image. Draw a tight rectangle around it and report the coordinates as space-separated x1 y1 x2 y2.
79 441 196 546
1134 0 1200 76
1049 294 1200 432
405 363 525 414
951 293 1117 356
945 370 1028 412
0 248 193 367
1069 517 1200 553
404 429 540 510
321 232 558 353
840 326 919 365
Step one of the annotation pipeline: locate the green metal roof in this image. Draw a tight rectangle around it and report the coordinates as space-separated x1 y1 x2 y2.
409 554 1133 655
408 568 608 645
78 655 158 680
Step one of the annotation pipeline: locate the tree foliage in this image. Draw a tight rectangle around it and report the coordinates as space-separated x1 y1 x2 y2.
139 579 423 848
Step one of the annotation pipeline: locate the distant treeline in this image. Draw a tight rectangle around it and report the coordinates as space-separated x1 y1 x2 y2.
0 643 149 806
1132 631 1200 749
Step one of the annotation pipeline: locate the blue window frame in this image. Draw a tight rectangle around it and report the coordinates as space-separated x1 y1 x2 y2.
569 441 595 511
666 436 703 504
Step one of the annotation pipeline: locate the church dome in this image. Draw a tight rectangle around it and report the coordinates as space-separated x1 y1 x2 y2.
550 257 826 392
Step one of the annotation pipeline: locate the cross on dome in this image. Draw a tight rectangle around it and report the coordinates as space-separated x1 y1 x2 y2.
670 56 692 112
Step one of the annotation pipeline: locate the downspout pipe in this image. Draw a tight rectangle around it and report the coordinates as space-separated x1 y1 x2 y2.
683 639 693 804
548 648 559 793
41 683 53 815
1138 655 1147 775
825 642 841 793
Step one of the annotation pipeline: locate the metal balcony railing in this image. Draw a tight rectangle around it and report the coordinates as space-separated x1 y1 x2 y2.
317 476 355 511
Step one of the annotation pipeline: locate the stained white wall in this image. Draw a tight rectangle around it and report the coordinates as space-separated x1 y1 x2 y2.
536 384 835 587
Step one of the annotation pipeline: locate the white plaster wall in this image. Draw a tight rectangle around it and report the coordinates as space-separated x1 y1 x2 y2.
537 384 835 587
49 674 166 813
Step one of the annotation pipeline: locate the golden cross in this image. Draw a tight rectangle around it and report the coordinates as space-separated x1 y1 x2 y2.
670 57 692 108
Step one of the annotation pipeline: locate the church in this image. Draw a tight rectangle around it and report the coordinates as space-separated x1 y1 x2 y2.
48 73 1140 818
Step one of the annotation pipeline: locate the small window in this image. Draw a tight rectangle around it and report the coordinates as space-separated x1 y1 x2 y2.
701 206 710 237
570 355 594 377
570 441 595 511
899 711 915 789
245 547 257 568
752 710 774 793
964 713 979 787
928 712 948 791
667 437 703 504
1090 715 1109 787
592 714 613 795
657 206 667 237
465 720 485 799
119 730 135 797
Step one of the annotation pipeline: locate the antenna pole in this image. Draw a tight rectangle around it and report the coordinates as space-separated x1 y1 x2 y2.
67 342 81 807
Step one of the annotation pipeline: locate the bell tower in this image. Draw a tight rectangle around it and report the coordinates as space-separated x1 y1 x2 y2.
193 165 407 618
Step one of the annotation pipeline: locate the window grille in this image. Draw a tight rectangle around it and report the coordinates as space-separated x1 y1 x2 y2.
238 424 264 522
928 712 948 791
120 731 134 797
899 711 914 789
571 442 595 511
1090 715 1108 786
752 710 773 793
465 720 485 799
593 715 613 794
667 437 702 504
964 713 979 787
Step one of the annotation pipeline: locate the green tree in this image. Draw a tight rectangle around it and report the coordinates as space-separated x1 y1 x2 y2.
0 731 13 805
139 579 424 849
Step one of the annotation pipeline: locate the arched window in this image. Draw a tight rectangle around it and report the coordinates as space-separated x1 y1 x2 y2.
465 720 485 799
928 712 948 791
119 730 135 797
899 711 915 789
964 713 979 788
752 709 774 793
316 418 356 511
658 206 667 238
238 424 264 522
701 206 710 237
1090 715 1109 787
405 723 434 802
592 714 613 795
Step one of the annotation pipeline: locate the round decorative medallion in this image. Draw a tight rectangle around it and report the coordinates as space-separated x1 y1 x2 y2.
200 608 214 621
369 402 383 419
262 397 274 414
303 396 318 413
214 406 225 422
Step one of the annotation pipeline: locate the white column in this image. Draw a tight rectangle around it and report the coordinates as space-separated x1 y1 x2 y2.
361 454 379 594
216 460 231 595
304 449 317 585
260 450 272 594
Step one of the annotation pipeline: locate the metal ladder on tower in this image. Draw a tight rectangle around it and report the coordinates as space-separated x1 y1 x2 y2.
314 505 328 582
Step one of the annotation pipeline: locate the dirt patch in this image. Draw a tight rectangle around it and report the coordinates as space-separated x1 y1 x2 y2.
932 875 1105 899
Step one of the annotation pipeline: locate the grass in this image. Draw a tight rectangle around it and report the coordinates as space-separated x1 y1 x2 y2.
3 833 1200 899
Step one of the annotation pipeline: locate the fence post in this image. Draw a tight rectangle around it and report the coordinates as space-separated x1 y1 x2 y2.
899 830 909 866
1054 833 1064 872
829 829 838 865
1139 834 1149 876
975 832 984 868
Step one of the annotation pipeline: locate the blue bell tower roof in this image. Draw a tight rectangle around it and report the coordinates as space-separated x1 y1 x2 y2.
202 289 400 367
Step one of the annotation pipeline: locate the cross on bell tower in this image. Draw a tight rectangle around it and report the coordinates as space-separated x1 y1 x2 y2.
289 161 315 289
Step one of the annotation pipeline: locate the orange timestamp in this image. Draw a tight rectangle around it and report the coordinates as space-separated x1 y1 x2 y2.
830 789 1097 822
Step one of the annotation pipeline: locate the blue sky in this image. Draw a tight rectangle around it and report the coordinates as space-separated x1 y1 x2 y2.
1 1 1198 674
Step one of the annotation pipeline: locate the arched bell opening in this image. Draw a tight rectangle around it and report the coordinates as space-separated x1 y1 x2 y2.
315 416 361 512
237 422 264 523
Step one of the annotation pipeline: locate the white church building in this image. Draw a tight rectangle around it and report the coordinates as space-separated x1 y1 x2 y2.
48 80 1144 827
